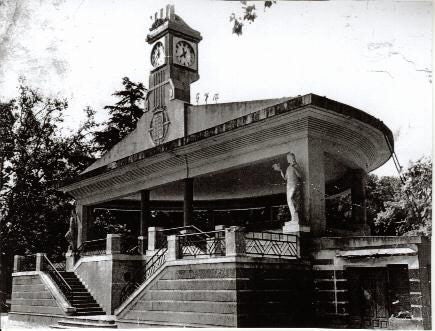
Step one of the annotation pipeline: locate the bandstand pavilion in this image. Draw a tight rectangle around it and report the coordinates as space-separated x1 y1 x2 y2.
9 5 431 329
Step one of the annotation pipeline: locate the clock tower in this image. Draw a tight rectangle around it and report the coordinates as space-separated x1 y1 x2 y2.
145 5 202 145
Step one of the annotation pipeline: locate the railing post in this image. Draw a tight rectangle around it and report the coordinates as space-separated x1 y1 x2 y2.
166 235 179 261
106 234 121 254
13 255 24 272
225 226 246 257
138 236 146 255
147 227 164 252
35 253 45 271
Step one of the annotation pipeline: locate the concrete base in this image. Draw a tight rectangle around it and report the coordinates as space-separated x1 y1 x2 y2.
282 221 310 235
65 250 77 271
8 312 63 328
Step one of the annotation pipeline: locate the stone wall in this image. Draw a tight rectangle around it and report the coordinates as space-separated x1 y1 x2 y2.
9 273 64 327
116 258 312 328
310 236 430 329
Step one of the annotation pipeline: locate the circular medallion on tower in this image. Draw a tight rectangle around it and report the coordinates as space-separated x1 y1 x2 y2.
149 107 170 145
151 41 165 68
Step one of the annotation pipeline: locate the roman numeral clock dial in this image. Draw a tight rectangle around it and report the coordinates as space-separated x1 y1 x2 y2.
151 41 165 68
175 41 195 67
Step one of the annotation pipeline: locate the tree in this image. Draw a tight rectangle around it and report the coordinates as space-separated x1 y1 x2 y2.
93 77 146 153
325 159 431 237
0 83 97 298
374 158 432 236
230 1 276 35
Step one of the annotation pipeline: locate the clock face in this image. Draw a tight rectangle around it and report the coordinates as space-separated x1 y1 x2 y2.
175 41 195 67
151 42 165 68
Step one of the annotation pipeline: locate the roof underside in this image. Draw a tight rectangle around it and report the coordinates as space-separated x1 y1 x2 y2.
61 94 393 189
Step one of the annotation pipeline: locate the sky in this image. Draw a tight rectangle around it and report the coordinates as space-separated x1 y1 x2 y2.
0 0 432 176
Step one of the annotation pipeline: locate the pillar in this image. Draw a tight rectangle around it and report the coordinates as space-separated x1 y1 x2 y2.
13 255 24 273
304 138 326 235
140 190 151 236
35 253 45 271
106 234 121 254
76 204 92 248
350 169 367 226
146 226 164 252
225 226 246 256
183 178 194 227
166 235 179 261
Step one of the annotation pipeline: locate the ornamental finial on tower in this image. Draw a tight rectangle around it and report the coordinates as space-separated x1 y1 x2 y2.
150 4 175 31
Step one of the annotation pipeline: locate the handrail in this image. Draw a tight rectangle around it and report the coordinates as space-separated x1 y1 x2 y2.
176 229 224 238
77 238 106 257
43 255 72 292
159 225 211 237
77 238 106 250
119 246 168 305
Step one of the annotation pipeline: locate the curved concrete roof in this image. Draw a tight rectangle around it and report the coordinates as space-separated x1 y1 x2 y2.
59 94 393 201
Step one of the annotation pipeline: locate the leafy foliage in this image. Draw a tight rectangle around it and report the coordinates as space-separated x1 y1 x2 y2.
0 83 96 263
90 209 132 239
230 1 276 36
374 158 432 236
93 77 146 153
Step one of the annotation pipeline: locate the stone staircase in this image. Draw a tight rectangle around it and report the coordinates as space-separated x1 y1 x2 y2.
51 271 105 316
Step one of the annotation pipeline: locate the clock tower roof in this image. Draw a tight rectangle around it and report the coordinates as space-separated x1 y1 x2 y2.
146 5 202 44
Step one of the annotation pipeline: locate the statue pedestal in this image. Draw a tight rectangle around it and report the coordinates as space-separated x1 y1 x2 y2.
66 250 77 271
282 221 310 235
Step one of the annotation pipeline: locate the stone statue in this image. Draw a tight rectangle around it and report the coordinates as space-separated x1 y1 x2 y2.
273 152 303 223
65 209 78 252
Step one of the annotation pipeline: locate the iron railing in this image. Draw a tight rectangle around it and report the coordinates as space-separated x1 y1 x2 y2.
178 230 225 258
77 238 106 256
245 231 298 258
52 261 66 271
20 255 36 272
119 247 168 305
42 255 74 302
155 225 211 249
120 236 139 255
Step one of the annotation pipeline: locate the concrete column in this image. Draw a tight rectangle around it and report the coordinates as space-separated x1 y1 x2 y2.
166 235 179 261
183 178 194 227
106 234 121 254
350 169 367 226
35 253 45 271
140 190 151 237
13 255 24 273
146 227 164 252
225 226 246 256
76 204 92 248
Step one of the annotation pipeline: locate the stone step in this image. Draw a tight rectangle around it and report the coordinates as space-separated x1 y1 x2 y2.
56 320 117 328
147 289 237 302
138 299 237 314
75 311 106 316
74 303 102 311
75 306 104 311
59 316 116 325
122 309 236 327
